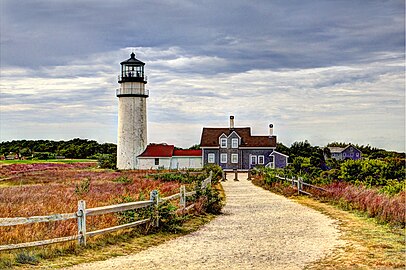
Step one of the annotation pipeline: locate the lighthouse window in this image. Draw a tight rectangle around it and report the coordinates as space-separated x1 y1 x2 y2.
154 158 159 165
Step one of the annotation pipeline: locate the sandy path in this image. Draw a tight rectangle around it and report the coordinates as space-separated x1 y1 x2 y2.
66 175 343 270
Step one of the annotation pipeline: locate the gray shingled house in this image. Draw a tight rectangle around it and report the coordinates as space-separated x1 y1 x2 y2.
200 116 288 171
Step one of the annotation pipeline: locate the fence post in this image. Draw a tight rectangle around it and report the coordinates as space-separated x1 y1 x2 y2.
77 200 86 246
222 171 226 181
150 190 159 227
247 170 251 181
291 176 295 187
297 177 302 195
179 185 186 208
234 169 238 181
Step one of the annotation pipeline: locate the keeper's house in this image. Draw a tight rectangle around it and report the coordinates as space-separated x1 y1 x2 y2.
200 116 288 171
137 143 202 169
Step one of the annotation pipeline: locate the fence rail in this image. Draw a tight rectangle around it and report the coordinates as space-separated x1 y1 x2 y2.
0 213 77 227
275 174 327 195
0 171 212 251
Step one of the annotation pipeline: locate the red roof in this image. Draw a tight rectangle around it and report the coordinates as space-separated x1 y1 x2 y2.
138 144 174 157
173 149 202 157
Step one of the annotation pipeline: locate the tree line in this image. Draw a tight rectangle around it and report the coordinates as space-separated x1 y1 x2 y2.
276 140 405 164
0 139 117 159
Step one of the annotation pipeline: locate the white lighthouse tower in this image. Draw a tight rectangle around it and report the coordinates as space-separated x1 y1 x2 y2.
116 53 148 169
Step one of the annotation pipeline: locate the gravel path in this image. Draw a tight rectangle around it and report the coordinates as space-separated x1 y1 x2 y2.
66 174 343 270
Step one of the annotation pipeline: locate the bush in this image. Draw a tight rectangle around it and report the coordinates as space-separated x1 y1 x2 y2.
149 172 193 184
202 164 223 183
97 154 117 169
202 185 224 214
325 182 405 226
379 179 406 196
157 201 185 232
113 175 133 184
74 177 91 196
114 193 152 225
15 252 39 265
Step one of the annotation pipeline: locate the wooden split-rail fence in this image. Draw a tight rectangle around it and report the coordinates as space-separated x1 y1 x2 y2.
274 174 327 196
0 171 213 251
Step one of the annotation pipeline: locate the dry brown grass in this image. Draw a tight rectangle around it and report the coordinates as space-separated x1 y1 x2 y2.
295 197 406 270
252 176 405 269
0 163 181 247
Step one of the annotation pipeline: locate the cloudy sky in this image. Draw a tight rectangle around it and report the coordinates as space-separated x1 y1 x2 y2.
1 0 405 151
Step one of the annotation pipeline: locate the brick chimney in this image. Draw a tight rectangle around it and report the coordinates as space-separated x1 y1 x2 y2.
230 115 235 129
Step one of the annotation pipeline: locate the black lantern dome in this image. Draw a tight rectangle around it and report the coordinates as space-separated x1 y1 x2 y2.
118 53 147 84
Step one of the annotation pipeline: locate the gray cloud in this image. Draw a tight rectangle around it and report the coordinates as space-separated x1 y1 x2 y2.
0 0 404 151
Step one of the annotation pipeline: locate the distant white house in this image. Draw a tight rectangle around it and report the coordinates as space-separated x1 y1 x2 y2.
137 143 202 169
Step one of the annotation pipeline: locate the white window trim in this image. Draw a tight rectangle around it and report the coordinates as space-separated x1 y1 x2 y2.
231 154 238 164
250 155 257 165
231 138 238 148
258 155 265 164
220 138 227 148
220 153 227 163
208 153 215 163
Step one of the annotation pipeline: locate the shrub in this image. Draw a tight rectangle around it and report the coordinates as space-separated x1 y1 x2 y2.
379 179 406 196
74 177 91 196
114 193 152 225
202 186 223 214
149 172 192 184
202 164 223 183
263 168 278 184
157 201 185 232
97 154 117 169
325 182 405 226
15 252 39 265
113 176 133 184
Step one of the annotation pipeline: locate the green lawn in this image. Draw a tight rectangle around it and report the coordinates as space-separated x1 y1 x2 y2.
0 159 97 165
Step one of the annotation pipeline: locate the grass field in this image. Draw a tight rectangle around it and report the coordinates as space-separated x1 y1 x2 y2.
0 162 185 268
0 159 97 165
0 162 224 269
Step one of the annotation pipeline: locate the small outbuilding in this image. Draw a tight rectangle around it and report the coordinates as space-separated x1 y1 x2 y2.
137 143 202 169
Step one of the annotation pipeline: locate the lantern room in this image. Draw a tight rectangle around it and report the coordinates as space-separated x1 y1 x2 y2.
118 52 147 84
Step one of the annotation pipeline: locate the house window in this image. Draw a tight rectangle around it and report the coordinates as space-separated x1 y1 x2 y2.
231 154 238 164
232 138 238 148
250 155 257 165
154 158 159 165
220 138 227 148
258 155 264 164
356 152 359 157
208 153 215 163
220 153 227 163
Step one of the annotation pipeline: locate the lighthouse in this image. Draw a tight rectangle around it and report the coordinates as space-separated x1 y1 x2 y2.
116 53 148 169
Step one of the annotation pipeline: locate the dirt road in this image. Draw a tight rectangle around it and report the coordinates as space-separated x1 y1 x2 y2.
66 175 343 269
